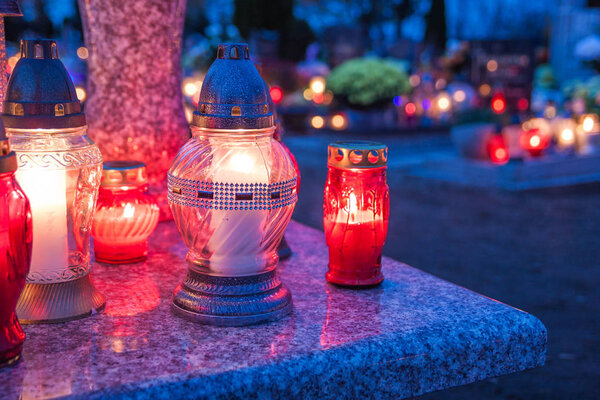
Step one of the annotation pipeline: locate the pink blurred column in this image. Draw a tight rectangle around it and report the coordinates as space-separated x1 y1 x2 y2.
78 0 189 220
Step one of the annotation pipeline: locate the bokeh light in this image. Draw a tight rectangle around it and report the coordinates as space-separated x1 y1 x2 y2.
75 87 86 102
560 128 575 145
479 84 491 96
583 115 595 132
309 77 326 94
303 88 313 101
184 82 197 97
312 92 324 104
409 74 421 87
437 96 450 111
311 115 325 129
270 86 283 104
330 114 347 130
77 46 89 60
517 98 529 111
453 90 466 102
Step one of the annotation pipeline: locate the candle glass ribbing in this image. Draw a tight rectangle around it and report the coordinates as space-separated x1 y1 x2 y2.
2 40 104 323
92 161 159 264
168 43 297 326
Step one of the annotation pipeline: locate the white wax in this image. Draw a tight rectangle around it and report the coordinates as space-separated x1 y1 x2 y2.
207 145 270 276
16 168 69 282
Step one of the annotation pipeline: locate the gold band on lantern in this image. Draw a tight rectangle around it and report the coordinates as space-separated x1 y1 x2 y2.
327 141 388 169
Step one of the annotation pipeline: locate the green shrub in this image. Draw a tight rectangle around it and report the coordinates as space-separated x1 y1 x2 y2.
326 58 410 108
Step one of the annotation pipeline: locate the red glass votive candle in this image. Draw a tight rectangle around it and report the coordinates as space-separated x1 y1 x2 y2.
92 161 159 264
0 128 31 367
323 141 389 286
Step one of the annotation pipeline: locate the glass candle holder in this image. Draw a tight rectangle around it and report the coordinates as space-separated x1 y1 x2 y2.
0 122 31 367
273 118 300 261
520 128 550 157
168 43 297 326
323 141 389 286
92 161 159 264
2 39 105 323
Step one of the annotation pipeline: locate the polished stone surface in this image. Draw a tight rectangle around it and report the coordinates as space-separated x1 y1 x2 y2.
0 221 546 399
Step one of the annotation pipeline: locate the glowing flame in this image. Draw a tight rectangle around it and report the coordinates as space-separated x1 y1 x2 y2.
348 192 358 214
123 203 135 219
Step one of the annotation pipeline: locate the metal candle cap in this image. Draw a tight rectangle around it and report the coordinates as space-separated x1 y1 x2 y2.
0 118 17 173
101 161 148 187
0 0 22 16
1 39 86 130
328 141 388 169
192 43 274 130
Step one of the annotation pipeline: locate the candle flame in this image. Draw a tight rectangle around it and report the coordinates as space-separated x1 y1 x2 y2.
123 203 135 218
348 192 358 215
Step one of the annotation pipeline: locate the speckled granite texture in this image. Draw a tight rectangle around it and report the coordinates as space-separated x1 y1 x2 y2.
77 0 189 218
0 221 546 399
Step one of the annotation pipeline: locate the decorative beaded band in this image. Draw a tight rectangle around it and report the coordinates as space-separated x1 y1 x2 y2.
167 174 297 211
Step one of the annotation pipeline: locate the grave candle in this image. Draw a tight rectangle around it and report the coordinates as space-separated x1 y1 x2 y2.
0 118 31 367
168 44 297 325
92 161 159 264
2 39 104 323
324 141 389 286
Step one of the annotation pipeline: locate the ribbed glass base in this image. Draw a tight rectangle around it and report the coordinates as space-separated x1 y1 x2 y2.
16 274 106 324
172 268 293 326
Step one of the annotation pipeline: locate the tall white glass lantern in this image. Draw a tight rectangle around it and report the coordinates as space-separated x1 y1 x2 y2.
2 40 104 323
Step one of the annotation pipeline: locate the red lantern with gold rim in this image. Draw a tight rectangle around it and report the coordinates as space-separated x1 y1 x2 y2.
92 161 159 264
520 128 550 157
323 141 389 287
488 134 510 164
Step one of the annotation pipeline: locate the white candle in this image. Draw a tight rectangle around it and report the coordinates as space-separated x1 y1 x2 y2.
207 143 270 276
16 168 69 282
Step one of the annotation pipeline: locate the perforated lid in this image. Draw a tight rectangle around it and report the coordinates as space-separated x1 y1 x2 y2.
101 161 148 187
328 141 388 169
1 39 86 130
192 43 274 130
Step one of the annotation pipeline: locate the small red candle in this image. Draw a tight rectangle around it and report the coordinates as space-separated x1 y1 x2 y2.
92 161 159 264
488 134 509 164
323 142 389 286
520 128 550 157
0 124 31 367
